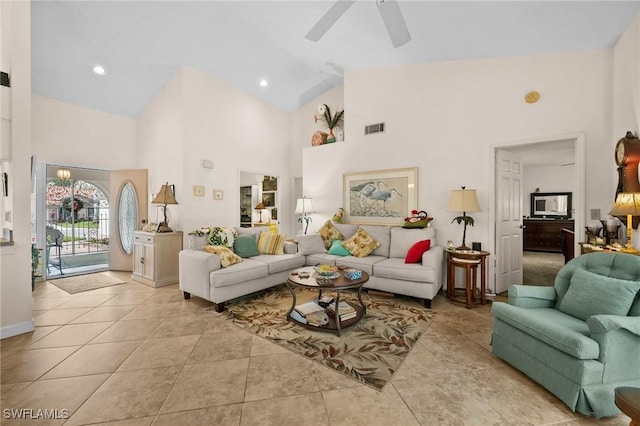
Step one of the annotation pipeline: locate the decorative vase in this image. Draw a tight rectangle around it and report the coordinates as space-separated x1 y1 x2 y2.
326 129 336 143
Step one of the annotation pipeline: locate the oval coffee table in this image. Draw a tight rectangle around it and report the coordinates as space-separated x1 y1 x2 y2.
286 266 369 336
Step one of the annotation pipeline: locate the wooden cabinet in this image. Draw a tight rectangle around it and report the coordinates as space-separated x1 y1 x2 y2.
523 219 574 253
131 231 183 287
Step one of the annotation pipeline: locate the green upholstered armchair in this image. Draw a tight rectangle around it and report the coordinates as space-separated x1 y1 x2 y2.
491 252 640 418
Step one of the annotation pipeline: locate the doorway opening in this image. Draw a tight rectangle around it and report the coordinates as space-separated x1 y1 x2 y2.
239 171 280 233
491 133 585 294
42 165 110 279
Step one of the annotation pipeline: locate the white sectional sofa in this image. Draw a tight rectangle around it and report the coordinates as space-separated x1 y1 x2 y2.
178 223 445 311
297 222 445 308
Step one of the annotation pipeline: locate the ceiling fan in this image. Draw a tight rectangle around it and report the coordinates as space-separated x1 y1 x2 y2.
305 0 411 48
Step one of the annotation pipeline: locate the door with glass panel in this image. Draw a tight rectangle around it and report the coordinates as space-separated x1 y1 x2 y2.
109 170 148 271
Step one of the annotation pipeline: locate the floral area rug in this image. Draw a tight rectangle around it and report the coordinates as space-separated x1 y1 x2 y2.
213 284 435 390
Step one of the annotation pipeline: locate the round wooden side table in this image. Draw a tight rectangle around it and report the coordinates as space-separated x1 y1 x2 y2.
446 250 490 309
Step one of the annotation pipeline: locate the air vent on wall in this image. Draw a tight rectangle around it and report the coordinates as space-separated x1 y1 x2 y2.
365 122 385 135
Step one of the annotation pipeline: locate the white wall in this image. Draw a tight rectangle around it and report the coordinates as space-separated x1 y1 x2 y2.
302 50 614 254
136 66 295 241
0 0 33 338
612 12 640 139
32 96 136 169
136 68 184 228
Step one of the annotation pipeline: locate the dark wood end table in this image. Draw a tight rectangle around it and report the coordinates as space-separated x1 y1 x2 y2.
286 266 369 336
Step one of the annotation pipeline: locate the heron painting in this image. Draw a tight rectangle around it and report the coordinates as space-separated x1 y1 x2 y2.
344 168 418 226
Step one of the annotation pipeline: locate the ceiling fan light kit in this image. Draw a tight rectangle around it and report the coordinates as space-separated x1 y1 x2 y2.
306 0 411 48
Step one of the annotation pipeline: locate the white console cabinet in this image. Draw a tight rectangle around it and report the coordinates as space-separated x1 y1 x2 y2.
131 231 182 287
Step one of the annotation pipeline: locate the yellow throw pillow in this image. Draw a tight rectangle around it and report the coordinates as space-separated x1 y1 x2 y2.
343 227 380 257
257 232 286 255
202 245 243 268
317 220 344 249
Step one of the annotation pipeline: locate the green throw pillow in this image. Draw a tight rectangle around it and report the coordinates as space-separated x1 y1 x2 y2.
233 235 260 258
327 240 350 256
557 268 640 321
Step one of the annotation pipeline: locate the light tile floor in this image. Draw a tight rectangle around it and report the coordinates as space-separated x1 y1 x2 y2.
0 272 631 425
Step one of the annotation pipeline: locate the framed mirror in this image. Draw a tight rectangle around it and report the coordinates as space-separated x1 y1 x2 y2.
530 192 572 219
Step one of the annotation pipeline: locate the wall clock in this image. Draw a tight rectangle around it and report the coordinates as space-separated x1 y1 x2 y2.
615 131 640 193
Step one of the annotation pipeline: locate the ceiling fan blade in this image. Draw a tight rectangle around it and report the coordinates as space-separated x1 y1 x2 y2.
377 0 411 48
305 0 355 42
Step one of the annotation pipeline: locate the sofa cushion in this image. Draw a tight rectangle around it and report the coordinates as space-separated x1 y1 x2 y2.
207 226 238 248
328 240 350 256
306 253 341 266
361 225 391 257
336 255 387 275
491 303 599 359
557 268 640 321
343 228 380 257
389 227 438 259
405 239 431 263
233 235 260 258
250 254 305 274
374 258 438 283
237 226 263 241
202 245 243 268
296 234 327 255
317 221 344 249
209 259 268 288
257 232 286 255
333 222 359 240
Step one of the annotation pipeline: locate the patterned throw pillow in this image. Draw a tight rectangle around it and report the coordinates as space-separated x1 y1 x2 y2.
257 232 286 255
317 220 344 249
343 227 380 257
207 227 238 248
202 245 243 268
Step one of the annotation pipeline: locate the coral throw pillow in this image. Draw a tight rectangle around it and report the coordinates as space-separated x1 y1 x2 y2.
257 232 286 255
405 240 431 263
202 245 243 268
343 228 380 258
317 220 344 249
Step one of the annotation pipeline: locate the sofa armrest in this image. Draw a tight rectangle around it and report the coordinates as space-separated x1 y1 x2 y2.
422 244 444 268
284 241 297 254
587 315 640 336
508 285 557 309
178 249 221 300
587 315 640 382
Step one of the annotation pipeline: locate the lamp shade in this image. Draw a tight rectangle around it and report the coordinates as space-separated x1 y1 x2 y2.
609 193 640 216
295 197 315 214
447 188 481 213
151 183 178 205
254 202 265 210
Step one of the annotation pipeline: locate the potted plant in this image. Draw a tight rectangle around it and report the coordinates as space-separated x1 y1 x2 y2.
31 244 41 290
315 104 344 143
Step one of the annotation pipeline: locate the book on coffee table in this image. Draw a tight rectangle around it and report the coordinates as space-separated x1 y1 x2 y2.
295 301 324 317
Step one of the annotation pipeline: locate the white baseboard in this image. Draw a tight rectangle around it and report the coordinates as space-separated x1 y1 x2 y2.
1 319 35 339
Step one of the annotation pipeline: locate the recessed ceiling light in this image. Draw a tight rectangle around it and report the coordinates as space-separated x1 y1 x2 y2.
259 79 268 87
92 65 107 76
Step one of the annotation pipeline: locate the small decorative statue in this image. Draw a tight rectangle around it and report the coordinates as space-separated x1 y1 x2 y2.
332 207 344 223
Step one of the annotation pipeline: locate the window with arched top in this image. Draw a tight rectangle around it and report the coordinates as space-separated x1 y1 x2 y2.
117 181 138 254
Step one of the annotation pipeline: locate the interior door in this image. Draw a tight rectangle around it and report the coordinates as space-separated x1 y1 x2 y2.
109 169 148 271
495 150 523 293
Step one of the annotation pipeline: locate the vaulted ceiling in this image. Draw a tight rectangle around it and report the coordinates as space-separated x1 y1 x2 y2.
31 1 639 118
